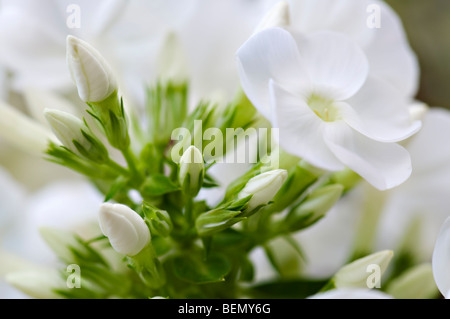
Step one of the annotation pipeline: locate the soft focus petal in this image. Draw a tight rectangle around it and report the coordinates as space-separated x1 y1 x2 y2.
309 288 393 299
432 217 450 299
23 88 78 127
0 167 26 235
236 27 309 119
2 181 102 265
0 101 56 155
294 185 363 278
180 0 267 104
324 122 411 190
289 0 375 47
253 1 290 34
376 108 450 260
292 31 368 100
341 77 421 142
270 80 343 171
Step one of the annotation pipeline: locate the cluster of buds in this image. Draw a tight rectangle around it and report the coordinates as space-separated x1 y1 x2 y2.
66 36 129 150
45 35 131 170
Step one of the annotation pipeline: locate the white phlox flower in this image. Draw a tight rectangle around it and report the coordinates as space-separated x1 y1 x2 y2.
237 27 421 190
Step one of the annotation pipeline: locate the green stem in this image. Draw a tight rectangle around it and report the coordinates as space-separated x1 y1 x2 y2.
105 158 129 176
121 147 140 180
350 185 386 261
185 196 194 227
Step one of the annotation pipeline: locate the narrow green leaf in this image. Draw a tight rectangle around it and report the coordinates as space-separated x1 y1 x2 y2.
171 253 231 284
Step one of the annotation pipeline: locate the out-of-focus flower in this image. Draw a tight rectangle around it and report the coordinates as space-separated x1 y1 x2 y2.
0 0 278 106
237 27 420 190
387 263 438 299
2 180 103 264
5 268 63 299
292 108 450 281
308 288 393 299
432 216 450 299
375 108 450 260
0 0 199 103
0 101 56 156
99 203 150 256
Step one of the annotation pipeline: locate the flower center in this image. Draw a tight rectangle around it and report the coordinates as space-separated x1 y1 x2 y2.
307 94 339 122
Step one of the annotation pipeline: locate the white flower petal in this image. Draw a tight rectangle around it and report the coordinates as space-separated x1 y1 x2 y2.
340 77 421 142
288 0 419 98
363 1 419 97
293 31 368 100
324 122 411 190
236 27 309 119
270 80 344 171
253 1 290 34
432 216 450 299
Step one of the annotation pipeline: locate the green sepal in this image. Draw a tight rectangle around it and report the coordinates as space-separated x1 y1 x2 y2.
142 202 173 237
128 245 165 289
45 142 115 180
267 162 318 214
39 227 107 267
141 174 180 197
282 184 344 233
87 92 130 150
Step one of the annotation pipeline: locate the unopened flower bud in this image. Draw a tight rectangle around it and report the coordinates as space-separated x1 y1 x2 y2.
44 108 108 163
334 250 393 289
285 184 343 232
196 208 246 237
6 269 63 299
387 264 438 299
142 203 173 237
66 35 117 103
99 203 150 256
238 169 288 212
157 32 188 85
179 146 204 197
